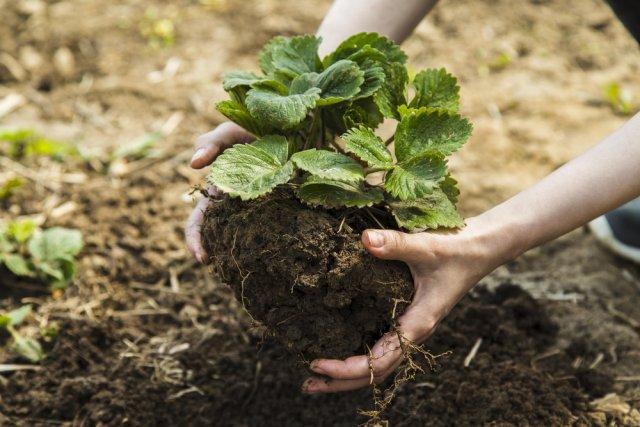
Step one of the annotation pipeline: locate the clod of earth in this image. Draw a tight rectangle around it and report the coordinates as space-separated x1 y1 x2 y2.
203 188 413 360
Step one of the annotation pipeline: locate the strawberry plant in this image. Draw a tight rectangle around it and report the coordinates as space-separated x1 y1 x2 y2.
207 32 472 230
0 219 84 290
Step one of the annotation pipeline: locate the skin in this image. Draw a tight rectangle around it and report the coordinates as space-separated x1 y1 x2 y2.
186 0 640 394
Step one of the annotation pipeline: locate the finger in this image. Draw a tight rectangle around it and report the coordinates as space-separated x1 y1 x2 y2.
302 376 371 394
185 195 213 263
303 357 405 394
361 229 426 263
190 122 254 169
310 331 406 380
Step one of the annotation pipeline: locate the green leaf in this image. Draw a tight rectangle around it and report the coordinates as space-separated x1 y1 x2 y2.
410 68 460 113
35 261 65 282
222 70 262 91
216 99 272 137
0 233 13 253
298 176 384 208
251 135 291 164
343 47 386 99
384 151 447 200
259 35 322 78
374 62 408 119
0 177 24 200
5 219 37 244
289 72 319 95
2 253 33 277
323 32 407 67
394 108 472 161
354 59 385 99
10 332 43 362
2 305 32 327
315 60 364 105
343 98 384 130
290 60 365 106
207 139 295 200
245 88 320 130
0 129 77 161
345 44 387 64
28 227 83 262
342 126 393 169
440 174 460 204
56 258 77 289
113 131 163 161
0 305 31 328
389 189 464 230
291 149 364 183
222 71 290 101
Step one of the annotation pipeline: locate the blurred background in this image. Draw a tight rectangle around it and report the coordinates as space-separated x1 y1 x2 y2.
0 0 639 425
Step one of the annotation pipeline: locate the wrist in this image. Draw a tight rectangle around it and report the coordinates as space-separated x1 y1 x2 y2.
461 212 528 274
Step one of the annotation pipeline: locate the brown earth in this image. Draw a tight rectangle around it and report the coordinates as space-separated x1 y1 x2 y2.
202 188 413 360
1 0 640 425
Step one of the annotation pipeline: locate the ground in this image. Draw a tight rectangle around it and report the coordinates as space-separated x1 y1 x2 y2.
0 0 639 425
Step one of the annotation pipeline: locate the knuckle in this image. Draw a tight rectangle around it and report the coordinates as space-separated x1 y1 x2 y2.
388 231 406 251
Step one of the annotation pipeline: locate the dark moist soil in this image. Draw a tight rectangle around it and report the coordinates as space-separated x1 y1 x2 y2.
202 187 414 360
0 283 598 426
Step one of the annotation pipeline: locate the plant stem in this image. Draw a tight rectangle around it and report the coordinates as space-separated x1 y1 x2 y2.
385 135 394 147
303 113 321 151
317 110 325 149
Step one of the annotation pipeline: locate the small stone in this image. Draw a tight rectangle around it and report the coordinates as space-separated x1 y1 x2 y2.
53 47 76 78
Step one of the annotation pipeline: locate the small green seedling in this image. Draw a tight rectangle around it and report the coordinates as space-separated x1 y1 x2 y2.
112 131 164 162
603 82 633 116
139 8 176 48
208 32 473 230
0 177 24 200
0 305 44 362
0 128 77 161
0 219 84 290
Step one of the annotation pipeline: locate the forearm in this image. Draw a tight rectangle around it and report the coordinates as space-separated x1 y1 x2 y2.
316 0 438 57
474 112 640 265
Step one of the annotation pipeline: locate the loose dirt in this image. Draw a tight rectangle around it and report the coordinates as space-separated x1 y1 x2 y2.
1 0 639 425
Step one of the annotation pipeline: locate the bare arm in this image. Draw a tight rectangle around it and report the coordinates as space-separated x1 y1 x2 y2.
316 0 438 56
482 112 640 265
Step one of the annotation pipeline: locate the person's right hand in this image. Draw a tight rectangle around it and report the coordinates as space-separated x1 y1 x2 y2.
185 121 254 263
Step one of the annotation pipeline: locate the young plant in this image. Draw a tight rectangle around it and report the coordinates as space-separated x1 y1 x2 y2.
207 33 472 230
0 305 44 362
0 219 84 290
0 128 77 161
0 176 24 200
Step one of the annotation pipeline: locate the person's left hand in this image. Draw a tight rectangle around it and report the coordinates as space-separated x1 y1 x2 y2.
301 219 505 393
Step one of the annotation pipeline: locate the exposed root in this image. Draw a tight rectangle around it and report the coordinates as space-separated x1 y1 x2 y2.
230 227 255 323
358 309 452 426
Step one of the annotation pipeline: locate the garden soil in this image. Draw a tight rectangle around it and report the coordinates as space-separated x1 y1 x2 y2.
202 188 413 360
1 0 639 425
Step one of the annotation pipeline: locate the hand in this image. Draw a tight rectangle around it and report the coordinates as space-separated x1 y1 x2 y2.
185 122 254 263
301 218 507 393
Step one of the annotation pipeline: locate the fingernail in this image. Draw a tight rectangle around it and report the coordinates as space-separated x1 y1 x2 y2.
191 148 206 165
365 230 384 248
195 252 204 264
310 361 325 375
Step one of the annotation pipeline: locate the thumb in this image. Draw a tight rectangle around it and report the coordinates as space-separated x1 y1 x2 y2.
362 229 424 263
